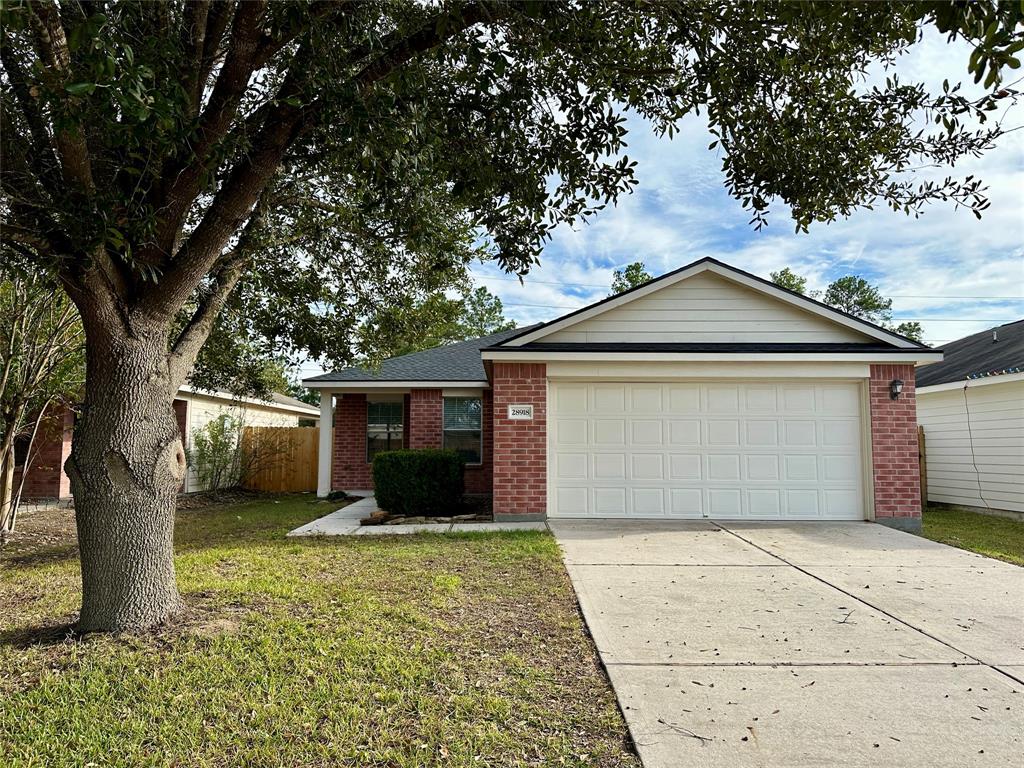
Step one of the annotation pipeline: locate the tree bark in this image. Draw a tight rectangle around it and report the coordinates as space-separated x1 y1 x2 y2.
66 311 187 632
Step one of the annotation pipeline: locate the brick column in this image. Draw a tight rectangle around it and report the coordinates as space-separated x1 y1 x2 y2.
331 393 373 491
492 363 547 520
408 389 443 449
869 364 921 532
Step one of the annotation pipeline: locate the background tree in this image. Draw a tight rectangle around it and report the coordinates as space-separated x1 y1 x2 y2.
358 285 515 357
610 261 653 295
1 1 1018 631
770 267 820 299
772 268 926 342
0 261 84 538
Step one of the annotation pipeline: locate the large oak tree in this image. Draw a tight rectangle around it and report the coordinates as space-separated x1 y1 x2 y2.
1 1 1020 631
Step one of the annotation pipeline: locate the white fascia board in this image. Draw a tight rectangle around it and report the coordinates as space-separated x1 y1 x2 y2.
503 260 922 349
482 350 943 364
177 384 319 417
302 379 490 390
917 371 1024 394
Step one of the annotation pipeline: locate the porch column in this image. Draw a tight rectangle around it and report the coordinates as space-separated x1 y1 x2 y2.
317 390 333 497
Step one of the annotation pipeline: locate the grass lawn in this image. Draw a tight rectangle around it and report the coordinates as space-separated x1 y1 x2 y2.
0 495 638 767
921 505 1024 566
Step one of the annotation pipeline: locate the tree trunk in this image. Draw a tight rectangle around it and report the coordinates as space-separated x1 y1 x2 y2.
0 440 15 537
67 318 187 632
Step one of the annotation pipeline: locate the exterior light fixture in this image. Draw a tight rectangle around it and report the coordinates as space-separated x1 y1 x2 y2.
890 379 904 400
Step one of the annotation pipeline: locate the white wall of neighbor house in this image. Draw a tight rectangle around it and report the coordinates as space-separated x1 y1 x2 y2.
544 272 873 344
180 393 317 493
917 377 1024 514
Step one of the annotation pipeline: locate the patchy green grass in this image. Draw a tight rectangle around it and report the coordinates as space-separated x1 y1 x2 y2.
0 495 638 767
922 505 1024 566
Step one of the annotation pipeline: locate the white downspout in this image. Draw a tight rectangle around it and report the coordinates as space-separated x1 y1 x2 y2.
317 391 333 497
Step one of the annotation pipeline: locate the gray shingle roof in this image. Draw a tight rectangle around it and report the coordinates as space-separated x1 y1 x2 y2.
916 319 1024 388
305 325 535 383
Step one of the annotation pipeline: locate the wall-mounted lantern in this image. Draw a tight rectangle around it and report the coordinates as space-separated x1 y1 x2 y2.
890 379 904 400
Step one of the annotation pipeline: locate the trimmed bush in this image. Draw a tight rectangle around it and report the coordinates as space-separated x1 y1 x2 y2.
372 449 465 517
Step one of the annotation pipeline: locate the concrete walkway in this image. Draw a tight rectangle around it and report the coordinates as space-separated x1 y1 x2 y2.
287 496 547 536
550 519 1024 768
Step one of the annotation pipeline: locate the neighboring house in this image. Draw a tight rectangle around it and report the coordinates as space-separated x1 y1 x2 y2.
16 386 319 501
305 257 941 532
916 320 1023 517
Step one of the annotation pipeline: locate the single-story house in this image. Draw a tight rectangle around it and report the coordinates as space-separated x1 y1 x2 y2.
916 319 1023 517
305 258 942 531
16 385 319 501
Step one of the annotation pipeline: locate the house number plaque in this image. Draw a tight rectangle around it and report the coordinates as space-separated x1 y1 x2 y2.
507 404 534 420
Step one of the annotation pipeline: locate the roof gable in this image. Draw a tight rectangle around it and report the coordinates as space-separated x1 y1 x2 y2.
498 258 922 349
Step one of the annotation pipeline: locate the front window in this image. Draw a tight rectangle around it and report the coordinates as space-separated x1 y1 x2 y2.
443 396 482 464
367 401 403 461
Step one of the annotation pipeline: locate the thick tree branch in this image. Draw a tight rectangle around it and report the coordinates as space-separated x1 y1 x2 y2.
167 199 268 391
26 0 95 194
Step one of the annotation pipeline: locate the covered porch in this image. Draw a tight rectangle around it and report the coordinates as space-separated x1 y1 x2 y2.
310 385 495 498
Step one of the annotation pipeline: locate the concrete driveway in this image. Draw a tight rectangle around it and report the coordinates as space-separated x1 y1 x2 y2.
550 520 1024 768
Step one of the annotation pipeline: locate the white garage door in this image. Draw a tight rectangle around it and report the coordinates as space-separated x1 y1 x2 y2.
549 381 865 520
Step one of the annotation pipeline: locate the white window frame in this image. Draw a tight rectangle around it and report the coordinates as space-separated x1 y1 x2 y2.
442 395 483 466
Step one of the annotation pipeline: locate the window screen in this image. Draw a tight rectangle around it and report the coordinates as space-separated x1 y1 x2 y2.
443 396 482 464
367 400 403 461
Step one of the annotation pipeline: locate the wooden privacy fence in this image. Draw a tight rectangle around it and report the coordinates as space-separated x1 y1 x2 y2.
241 426 319 493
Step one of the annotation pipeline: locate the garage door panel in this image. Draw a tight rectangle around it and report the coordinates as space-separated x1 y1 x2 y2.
631 453 665 480
745 454 780 481
668 384 700 412
706 385 740 412
708 488 742 516
748 489 782 517
557 452 588 479
669 488 703 517
669 453 702 480
632 488 666 516
593 453 626 479
669 420 701 445
594 488 627 515
549 381 864 520
745 420 779 446
782 385 816 412
707 454 741 481
631 420 663 445
593 419 625 445
556 419 588 444
783 420 817 447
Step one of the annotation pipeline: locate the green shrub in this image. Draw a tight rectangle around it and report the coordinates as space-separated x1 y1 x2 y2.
372 449 465 516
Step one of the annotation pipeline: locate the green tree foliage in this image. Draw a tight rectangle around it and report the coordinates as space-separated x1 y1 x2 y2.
0 263 84 535
769 267 818 298
771 268 926 342
610 262 653 295
359 285 515 358
1 1 1017 629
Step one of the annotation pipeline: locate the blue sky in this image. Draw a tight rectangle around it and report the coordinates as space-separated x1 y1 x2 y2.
300 31 1023 379
470 32 1024 349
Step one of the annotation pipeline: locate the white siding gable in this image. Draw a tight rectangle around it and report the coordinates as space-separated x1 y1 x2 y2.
544 271 874 344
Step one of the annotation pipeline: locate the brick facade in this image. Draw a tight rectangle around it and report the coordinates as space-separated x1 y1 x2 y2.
492 363 547 518
331 393 373 490
408 389 443 449
868 364 922 528
14 404 74 500
329 389 495 494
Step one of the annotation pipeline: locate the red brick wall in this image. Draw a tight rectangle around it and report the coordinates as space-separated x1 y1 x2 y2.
330 389 494 495
869 364 921 520
492 363 547 517
15 404 74 500
408 389 443 449
331 393 373 490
